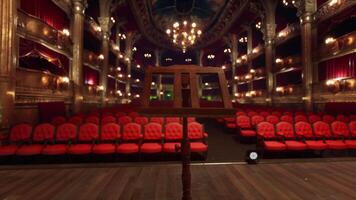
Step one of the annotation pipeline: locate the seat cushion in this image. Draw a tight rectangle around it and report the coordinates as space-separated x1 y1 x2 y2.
93 144 116 154
345 140 356 149
16 145 43 156
305 140 328 150
325 140 347 150
141 143 162 153
285 141 307 151
190 142 207 152
263 141 286 151
67 144 92 154
240 130 256 137
163 142 181 153
226 123 236 129
42 144 67 155
117 143 139 154
0 145 17 156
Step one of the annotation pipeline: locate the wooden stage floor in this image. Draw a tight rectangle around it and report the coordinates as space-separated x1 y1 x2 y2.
0 160 356 200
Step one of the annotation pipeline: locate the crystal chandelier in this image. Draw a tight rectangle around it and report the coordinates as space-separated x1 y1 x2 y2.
166 20 202 53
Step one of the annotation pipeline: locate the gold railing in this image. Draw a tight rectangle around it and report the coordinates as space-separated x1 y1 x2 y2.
319 31 356 61
275 23 300 45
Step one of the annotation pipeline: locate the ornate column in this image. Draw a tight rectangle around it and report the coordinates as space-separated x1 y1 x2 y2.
98 17 112 106
230 34 239 97
124 32 135 98
71 0 86 113
155 49 163 100
262 0 278 105
196 50 204 98
246 26 253 92
298 0 317 111
0 0 17 129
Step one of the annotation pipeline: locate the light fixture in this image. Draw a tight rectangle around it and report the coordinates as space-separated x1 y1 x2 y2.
255 21 262 29
325 37 336 44
95 26 102 32
136 64 141 69
245 150 259 164
275 58 283 64
166 20 202 52
118 33 126 40
224 48 231 53
282 0 297 7
221 65 226 70
116 67 121 71
98 54 104 60
185 58 192 62
239 37 247 43
111 17 116 23
62 29 70 36
207 54 215 59
144 53 152 58
132 47 137 52
165 57 173 62
329 0 340 6
204 82 209 86
135 79 140 83
97 85 104 91
151 82 156 86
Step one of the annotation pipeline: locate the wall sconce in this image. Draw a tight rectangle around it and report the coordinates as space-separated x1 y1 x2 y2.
97 85 104 91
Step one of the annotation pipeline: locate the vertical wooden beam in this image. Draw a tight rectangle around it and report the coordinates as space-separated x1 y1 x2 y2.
141 69 152 107
218 71 232 108
174 72 182 108
189 73 199 108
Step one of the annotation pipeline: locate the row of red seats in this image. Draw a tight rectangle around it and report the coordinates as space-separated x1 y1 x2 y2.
0 122 207 157
257 121 356 151
51 115 196 127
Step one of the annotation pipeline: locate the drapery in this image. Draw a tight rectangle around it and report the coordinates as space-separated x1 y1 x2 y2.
318 53 356 81
20 0 69 30
83 65 100 85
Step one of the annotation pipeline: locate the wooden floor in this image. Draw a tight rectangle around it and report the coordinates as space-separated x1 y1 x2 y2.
1 161 356 200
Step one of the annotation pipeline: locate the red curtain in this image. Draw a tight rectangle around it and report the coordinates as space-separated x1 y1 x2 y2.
20 0 69 30
318 53 356 81
83 65 100 86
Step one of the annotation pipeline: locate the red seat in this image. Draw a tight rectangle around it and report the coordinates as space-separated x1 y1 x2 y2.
351 115 356 121
42 123 77 155
129 112 139 118
166 117 181 124
150 117 165 125
88 112 100 117
308 115 321 124
280 115 293 123
271 111 282 117
68 123 99 154
266 115 280 125
134 117 149 125
313 121 347 149
295 115 308 123
93 123 121 154
68 116 83 126
276 122 307 150
251 115 264 126
257 122 286 151
236 115 256 137
118 116 132 125
322 115 335 124
247 111 258 117
188 122 207 152
236 111 246 116
117 123 141 154
164 123 182 153
0 145 17 156
115 112 126 118
190 142 208 152
101 116 116 125
259 111 269 117
283 111 293 116
17 123 55 156
85 116 100 125
51 116 66 126
336 114 350 123
141 123 163 153
346 121 356 148
187 117 196 123
294 122 327 150
102 112 113 117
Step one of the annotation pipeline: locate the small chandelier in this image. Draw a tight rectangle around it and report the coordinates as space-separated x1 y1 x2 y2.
166 20 202 53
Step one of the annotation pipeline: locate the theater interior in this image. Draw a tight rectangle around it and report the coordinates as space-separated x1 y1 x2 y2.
0 0 355 199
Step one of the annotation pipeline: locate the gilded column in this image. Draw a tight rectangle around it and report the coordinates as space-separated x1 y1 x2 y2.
196 50 204 98
98 17 111 106
231 34 238 97
0 0 17 129
298 0 317 111
247 26 253 92
155 49 163 100
71 0 86 113
124 32 134 99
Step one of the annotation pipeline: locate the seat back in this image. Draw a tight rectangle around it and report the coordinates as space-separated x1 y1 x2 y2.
295 115 308 123
85 116 100 125
188 122 204 140
134 117 149 125
308 115 321 124
166 117 180 124
122 123 142 141
259 111 269 117
51 116 66 126
283 111 293 116
336 114 350 123
322 115 335 124
295 111 305 116
144 123 163 140
88 112 100 117
68 116 83 126
247 111 257 117
257 122 276 139
150 117 165 124
165 122 183 141
56 123 78 142
102 112 113 118
118 116 132 125
115 112 126 118
236 111 246 116
331 121 350 138
294 122 314 138
351 115 356 121
266 115 279 125
349 121 356 137
313 121 332 138
100 123 121 141
78 123 99 142
280 115 293 123
9 123 33 142
187 117 196 123
102 116 116 125
271 111 282 117
276 122 294 138
32 123 55 142
236 115 252 129
251 115 264 126
129 112 139 118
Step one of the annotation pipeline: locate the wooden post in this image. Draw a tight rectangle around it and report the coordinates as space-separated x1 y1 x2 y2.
181 116 191 200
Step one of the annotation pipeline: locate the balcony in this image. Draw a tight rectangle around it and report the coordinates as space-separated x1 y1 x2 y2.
319 31 356 61
275 23 300 46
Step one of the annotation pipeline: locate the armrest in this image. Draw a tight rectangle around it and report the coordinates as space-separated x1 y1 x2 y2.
204 133 208 138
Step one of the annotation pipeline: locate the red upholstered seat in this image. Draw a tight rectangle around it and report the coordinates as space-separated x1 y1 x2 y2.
118 116 132 125
141 143 162 153
276 122 306 150
190 142 208 152
150 117 165 125
101 116 116 125
331 121 350 138
266 115 280 125
42 123 77 155
117 143 139 154
313 121 347 150
284 141 307 150
93 123 120 154
188 122 207 152
88 112 100 117
164 123 182 153
68 123 99 154
345 140 356 149
280 115 293 123
305 141 328 150
17 123 55 156
115 112 126 118
264 141 287 151
85 116 100 125
251 115 264 126
271 111 282 117
166 117 180 124
0 145 17 156
294 122 328 150
42 144 67 155
118 123 141 154
322 115 335 124
68 144 92 154
134 117 149 125
129 112 139 118
257 122 286 151
308 115 321 124
236 115 252 129
283 111 293 116
51 116 66 126
187 117 196 123
259 111 269 117
351 115 356 121
141 123 163 153
68 116 83 126
93 144 116 154
9 123 33 143
336 115 350 123
236 111 246 116
163 143 180 153
247 111 258 117
295 115 308 123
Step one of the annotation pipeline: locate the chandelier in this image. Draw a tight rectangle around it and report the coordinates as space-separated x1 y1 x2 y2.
166 20 202 53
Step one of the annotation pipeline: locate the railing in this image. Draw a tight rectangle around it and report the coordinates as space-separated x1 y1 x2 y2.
275 55 302 72
314 77 356 94
83 49 102 69
319 31 356 61
275 23 300 45
275 84 304 96
315 0 356 22
17 9 72 56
